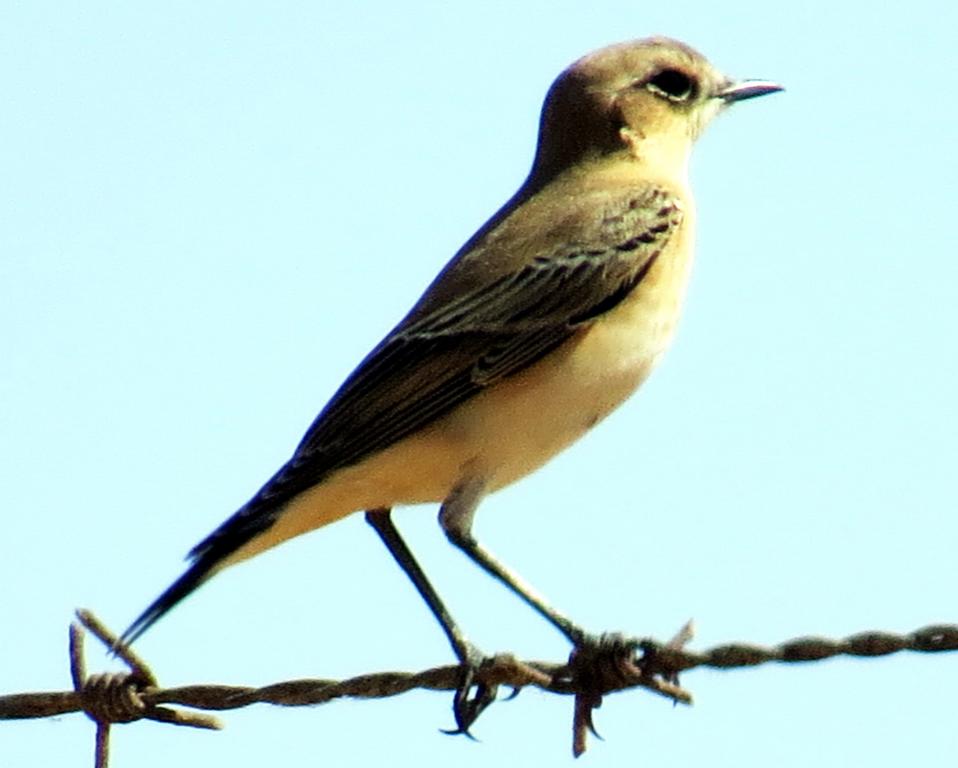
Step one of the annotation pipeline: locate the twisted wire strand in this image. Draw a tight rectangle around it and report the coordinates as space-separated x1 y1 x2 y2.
1 610 956 767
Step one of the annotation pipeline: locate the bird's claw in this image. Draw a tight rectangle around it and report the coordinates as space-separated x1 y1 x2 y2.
569 631 642 691
502 685 522 702
442 645 499 737
567 632 641 756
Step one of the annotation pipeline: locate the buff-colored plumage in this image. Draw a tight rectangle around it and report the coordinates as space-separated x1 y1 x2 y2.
122 39 781 683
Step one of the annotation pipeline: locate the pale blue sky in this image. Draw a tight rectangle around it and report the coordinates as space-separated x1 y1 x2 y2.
3 2 957 766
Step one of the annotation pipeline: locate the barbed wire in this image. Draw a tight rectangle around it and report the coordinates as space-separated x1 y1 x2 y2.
2 609 957 767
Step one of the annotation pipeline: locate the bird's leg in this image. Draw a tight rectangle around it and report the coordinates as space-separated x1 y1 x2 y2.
438 478 588 646
440 483 667 750
440 484 650 742
364 507 496 734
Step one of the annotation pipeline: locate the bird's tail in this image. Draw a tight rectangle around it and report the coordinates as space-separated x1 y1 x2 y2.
116 479 287 648
116 552 221 649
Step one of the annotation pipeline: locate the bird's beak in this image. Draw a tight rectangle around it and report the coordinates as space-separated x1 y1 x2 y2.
717 79 784 103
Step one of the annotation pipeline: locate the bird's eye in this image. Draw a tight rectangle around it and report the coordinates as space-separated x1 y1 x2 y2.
644 69 696 102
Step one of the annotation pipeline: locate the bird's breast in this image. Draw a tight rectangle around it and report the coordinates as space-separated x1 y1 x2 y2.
447 225 696 491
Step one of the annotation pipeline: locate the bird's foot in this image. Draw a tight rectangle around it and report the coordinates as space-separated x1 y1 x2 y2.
564 626 694 755
442 642 499 737
568 632 641 703
565 632 641 754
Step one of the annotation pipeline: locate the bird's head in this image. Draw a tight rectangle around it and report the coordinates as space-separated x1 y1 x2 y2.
530 37 781 184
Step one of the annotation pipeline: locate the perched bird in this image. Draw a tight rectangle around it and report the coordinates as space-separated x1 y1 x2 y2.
121 37 781 730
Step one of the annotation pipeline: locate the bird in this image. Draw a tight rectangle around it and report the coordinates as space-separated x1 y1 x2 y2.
120 36 781 731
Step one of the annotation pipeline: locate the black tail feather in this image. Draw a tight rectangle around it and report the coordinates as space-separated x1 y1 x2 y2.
117 554 219 648
118 496 280 649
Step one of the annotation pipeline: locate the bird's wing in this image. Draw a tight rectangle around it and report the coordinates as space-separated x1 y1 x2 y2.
119 185 681 644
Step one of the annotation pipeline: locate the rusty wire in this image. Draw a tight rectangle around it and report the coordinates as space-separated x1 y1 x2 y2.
1 609 957 767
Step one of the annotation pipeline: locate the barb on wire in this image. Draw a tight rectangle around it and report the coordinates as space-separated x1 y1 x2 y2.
1 610 956 768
